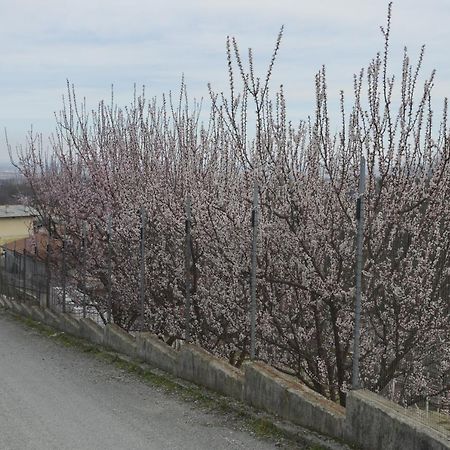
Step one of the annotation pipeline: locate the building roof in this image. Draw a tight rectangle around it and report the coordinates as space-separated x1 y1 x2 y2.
0 205 37 219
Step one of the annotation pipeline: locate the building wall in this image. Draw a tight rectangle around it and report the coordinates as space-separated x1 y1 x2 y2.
0 217 34 246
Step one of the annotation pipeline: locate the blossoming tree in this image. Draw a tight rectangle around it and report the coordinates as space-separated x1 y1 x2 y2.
14 5 450 407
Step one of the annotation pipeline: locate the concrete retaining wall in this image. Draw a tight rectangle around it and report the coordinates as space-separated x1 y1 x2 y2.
3 297 13 310
2 297 449 449
20 303 33 318
79 318 104 346
244 361 345 439
136 332 178 375
10 299 25 316
44 308 63 330
104 323 137 357
346 389 450 450
177 344 244 401
30 305 45 323
59 314 81 337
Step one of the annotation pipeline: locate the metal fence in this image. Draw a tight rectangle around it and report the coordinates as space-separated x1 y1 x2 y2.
0 246 105 325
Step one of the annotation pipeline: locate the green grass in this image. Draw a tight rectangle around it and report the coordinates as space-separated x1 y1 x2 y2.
248 417 284 439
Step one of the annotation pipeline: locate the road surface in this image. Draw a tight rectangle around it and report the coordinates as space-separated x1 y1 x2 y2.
0 313 284 450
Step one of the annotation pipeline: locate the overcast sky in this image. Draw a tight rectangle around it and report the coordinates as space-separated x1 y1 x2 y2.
1 0 449 164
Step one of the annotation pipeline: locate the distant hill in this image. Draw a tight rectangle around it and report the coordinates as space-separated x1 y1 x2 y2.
0 162 15 171
0 172 23 181
0 162 22 181
0 173 31 204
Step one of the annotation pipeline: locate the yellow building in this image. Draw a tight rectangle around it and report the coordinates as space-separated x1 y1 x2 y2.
0 205 37 247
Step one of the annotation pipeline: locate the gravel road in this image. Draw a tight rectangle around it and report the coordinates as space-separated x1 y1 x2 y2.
0 313 282 450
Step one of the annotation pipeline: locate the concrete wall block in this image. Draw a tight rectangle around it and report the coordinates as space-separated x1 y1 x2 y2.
30 305 45 323
104 323 137 358
43 309 63 330
285 386 345 439
3 297 13 309
136 332 178 375
346 389 450 450
177 344 244 401
244 361 287 412
244 362 345 439
39 293 48 309
10 299 24 315
20 303 33 319
59 314 81 337
79 318 104 346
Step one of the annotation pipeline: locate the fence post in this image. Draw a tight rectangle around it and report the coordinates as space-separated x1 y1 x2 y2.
184 196 192 343
23 249 27 295
391 378 396 401
352 156 366 389
250 184 259 360
61 234 67 313
107 215 112 324
35 243 40 303
0 247 2 296
82 221 87 318
18 247 22 294
13 242 17 295
45 236 51 308
139 207 146 331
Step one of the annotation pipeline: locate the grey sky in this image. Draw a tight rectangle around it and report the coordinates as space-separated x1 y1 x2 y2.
1 0 449 164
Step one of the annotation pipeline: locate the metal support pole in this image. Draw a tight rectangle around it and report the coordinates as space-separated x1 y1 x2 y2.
107 216 112 324
23 249 27 295
62 236 67 313
352 156 366 389
391 378 396 401
184 196 192 343
82 221 87 318
0 247 2 296
139 208 146 331
13 242 17 295
250 184 259 360
4 250 7 295
18 248 23 293
45 239 51 308
35 244 40 302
